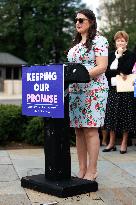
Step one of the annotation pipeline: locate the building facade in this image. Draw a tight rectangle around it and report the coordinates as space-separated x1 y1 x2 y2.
0 52 27 95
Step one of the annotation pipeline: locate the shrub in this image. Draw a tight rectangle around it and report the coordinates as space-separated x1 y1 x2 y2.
0 104 29 144
24 117 44 145
0 104 75 146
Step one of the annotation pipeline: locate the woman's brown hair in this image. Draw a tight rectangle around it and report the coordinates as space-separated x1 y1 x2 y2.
114 31 129 42
73 9 97 51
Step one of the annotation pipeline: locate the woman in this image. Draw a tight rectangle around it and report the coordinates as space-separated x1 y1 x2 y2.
103 31 136 154
67 9 108 180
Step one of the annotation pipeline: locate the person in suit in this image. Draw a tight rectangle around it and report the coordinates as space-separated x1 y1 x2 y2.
103 31 136 154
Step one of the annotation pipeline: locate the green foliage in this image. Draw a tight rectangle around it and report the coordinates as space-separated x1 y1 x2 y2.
24 117 44 145
98 0 136 50
0 0 86 64
0 104 75 146
0 104 28 144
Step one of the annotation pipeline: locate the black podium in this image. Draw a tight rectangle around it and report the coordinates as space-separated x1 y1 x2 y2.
21 63 98 197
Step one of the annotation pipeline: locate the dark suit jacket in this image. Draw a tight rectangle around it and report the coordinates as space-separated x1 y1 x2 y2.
106 50 136 88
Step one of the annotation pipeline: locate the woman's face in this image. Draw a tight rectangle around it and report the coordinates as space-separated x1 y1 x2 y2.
115 37 128 50
75 13 90 34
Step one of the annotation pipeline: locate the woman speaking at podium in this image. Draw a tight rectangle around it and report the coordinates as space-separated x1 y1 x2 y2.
67 9 109 181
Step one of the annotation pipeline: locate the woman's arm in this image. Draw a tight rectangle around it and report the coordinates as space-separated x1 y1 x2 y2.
88 56 108 78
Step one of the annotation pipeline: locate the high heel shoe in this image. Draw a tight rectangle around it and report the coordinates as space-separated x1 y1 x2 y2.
102 146 117 152
120 145 127 154
120 149 127 154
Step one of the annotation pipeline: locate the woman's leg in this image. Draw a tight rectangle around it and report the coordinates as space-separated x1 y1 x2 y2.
75 128 87 178
101 128 108 146
83 127 100 180
120 131 128 151
106 130 116 148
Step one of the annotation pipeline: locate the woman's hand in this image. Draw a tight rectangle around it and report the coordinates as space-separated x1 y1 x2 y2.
117 47 124 56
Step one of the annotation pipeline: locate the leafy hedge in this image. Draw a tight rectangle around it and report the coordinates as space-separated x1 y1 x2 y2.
0 104 27 144
23 117 44 145
0 104 76 146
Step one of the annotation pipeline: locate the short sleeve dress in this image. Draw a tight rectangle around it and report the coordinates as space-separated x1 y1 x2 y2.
67 33 109 128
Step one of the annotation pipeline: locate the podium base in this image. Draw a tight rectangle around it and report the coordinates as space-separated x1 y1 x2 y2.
21 174 98 197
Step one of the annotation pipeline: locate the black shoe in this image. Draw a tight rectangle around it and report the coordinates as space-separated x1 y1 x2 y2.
120 150 127 154
102 146 117 152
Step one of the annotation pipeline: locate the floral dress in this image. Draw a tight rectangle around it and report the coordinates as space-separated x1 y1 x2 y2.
67 34 109 128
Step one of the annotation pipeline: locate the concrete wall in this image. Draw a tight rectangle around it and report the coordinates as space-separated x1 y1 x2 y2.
4 80 22 95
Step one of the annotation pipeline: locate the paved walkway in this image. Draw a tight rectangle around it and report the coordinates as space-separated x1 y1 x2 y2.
0 146 136 205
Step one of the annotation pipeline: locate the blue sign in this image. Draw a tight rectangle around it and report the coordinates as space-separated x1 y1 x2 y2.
134 79 136 98
22 64 64 118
